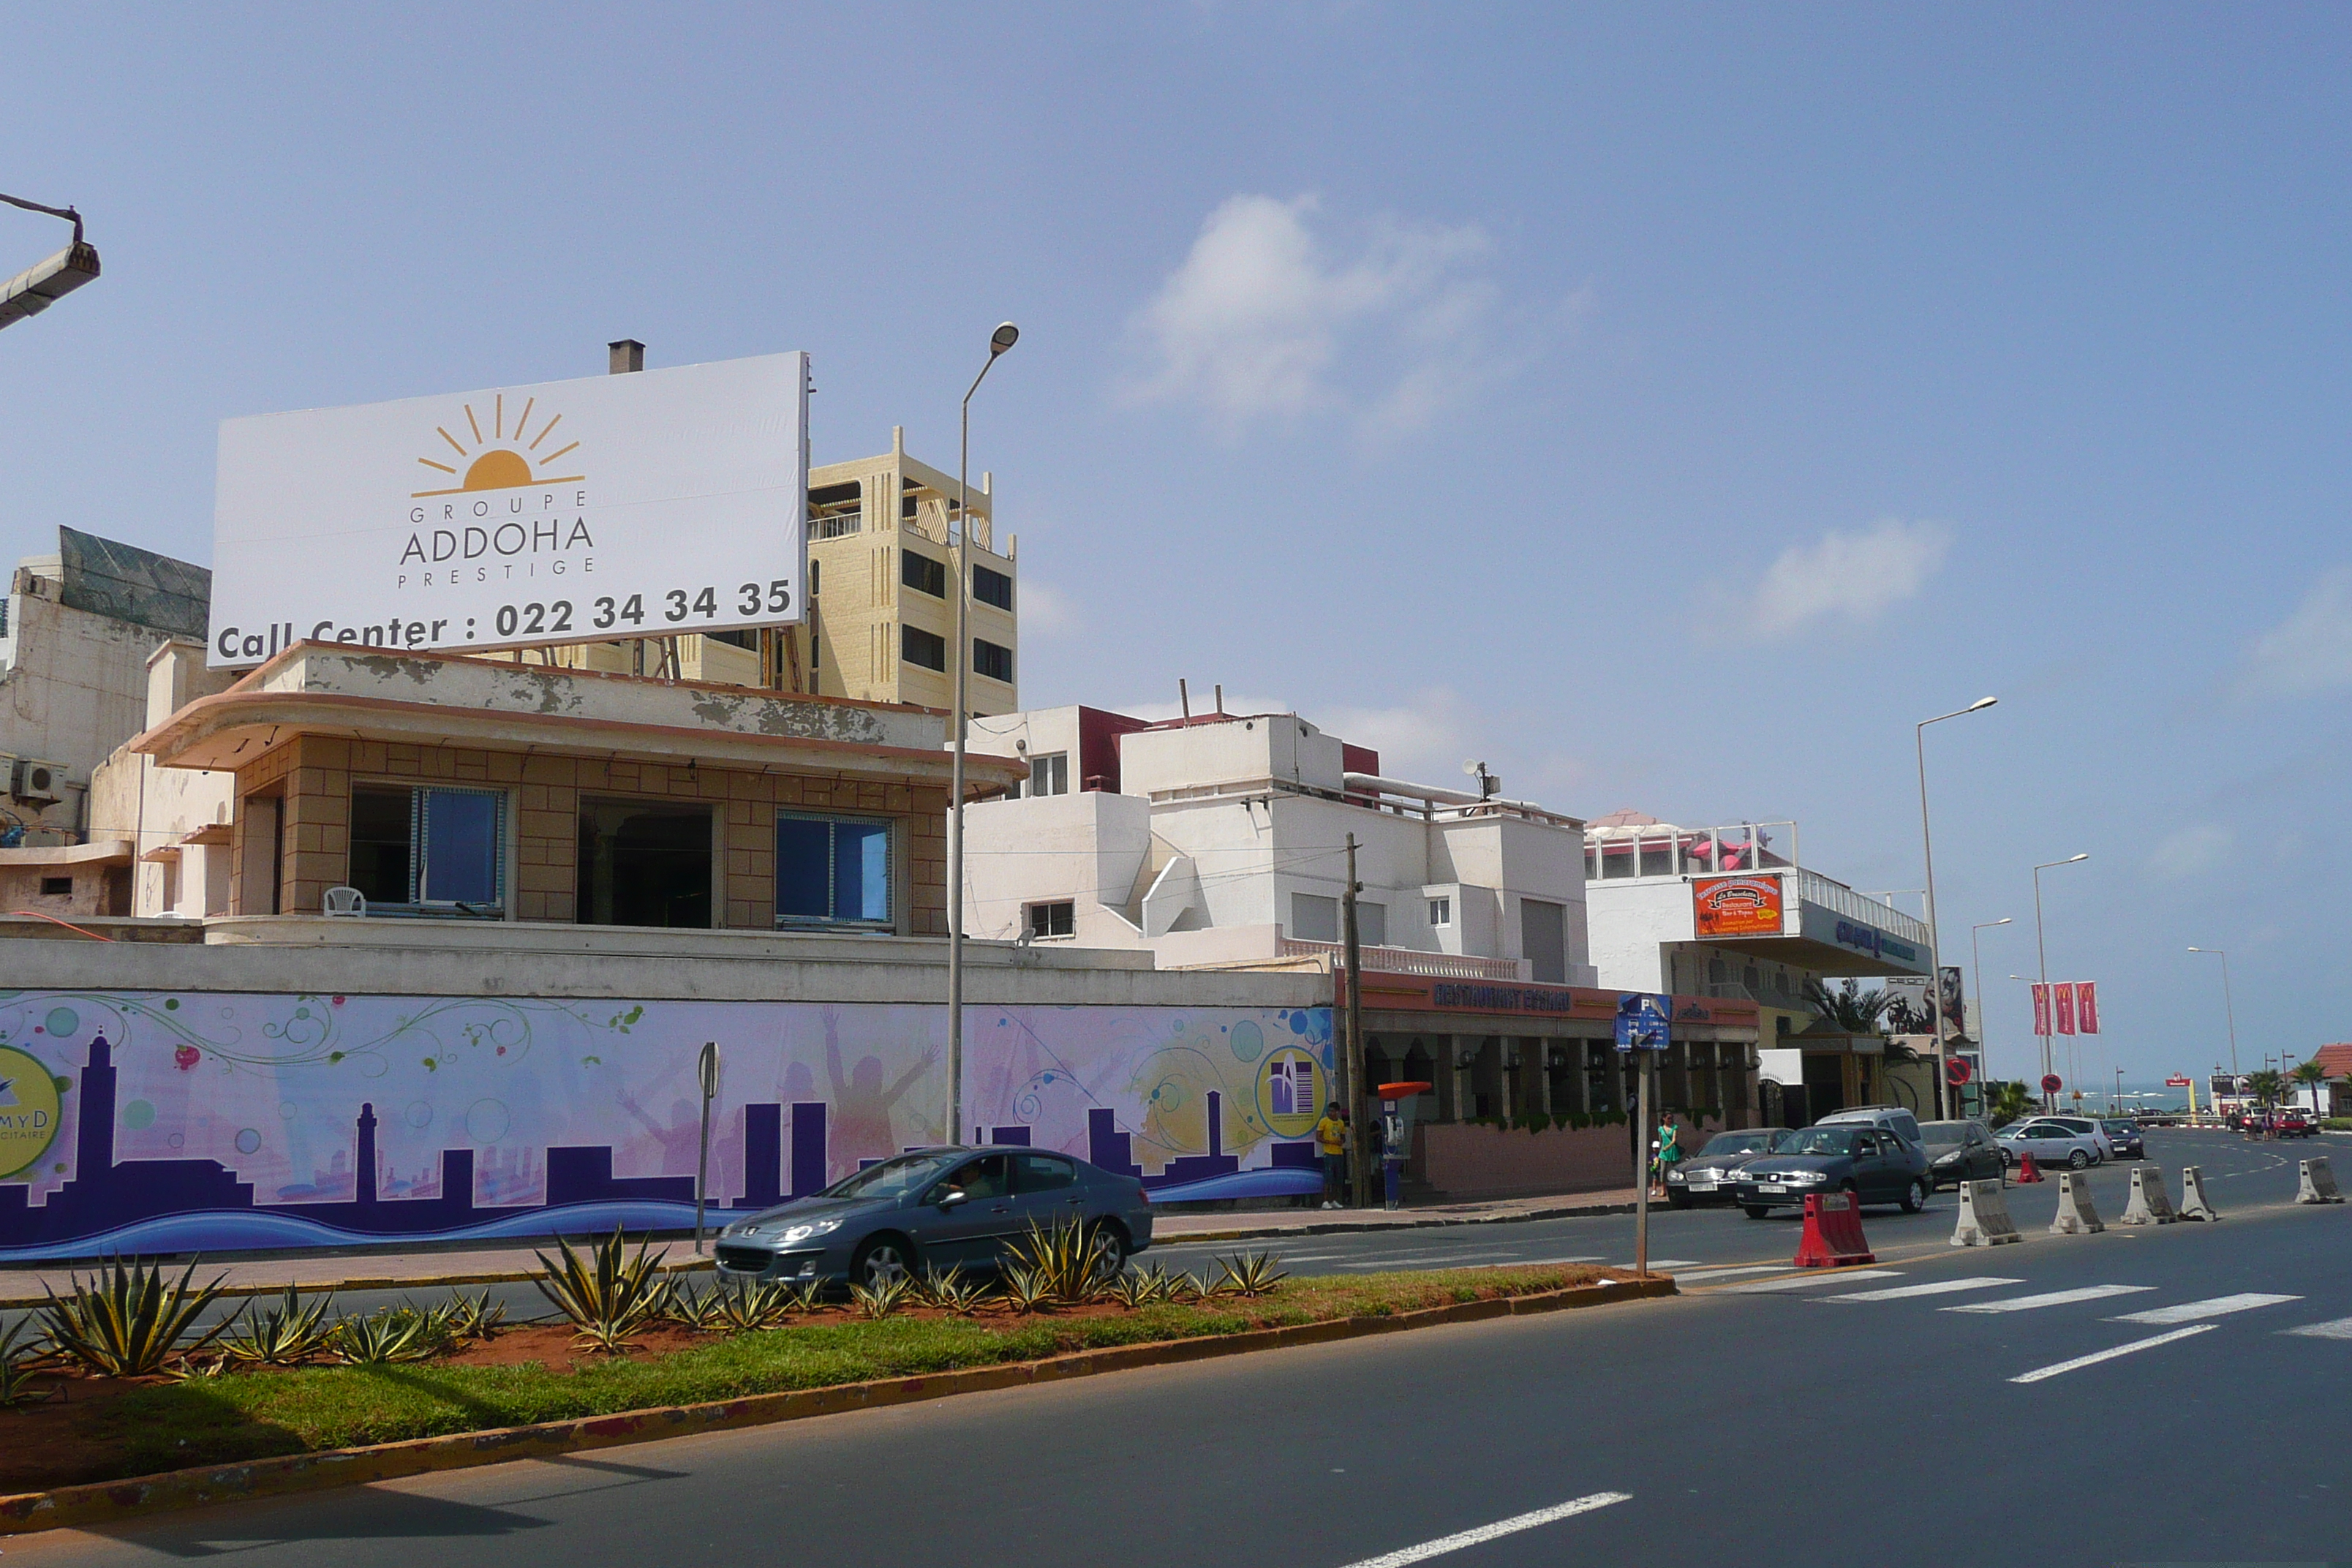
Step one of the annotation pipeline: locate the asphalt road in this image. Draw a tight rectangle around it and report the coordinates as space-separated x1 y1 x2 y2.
12 1128 2352 1566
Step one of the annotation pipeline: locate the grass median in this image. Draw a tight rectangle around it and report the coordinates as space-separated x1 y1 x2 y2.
6 1263 1618 1492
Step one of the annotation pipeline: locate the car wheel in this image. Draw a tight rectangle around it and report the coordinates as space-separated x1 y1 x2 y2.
1667 1190 1693 1210
2068 1149 2090 1170
1742 1204 1771 1220
1088 1219 1131 1275
851 1234 917 1288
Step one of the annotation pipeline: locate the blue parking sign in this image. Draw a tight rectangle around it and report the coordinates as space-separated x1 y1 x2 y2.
1614 992 1671 1053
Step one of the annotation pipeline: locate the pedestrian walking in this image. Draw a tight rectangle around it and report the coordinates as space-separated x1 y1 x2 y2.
1313 1101 1352 1209
1651 1110 1682 1199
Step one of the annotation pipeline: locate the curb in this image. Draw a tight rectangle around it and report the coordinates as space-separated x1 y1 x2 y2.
0 1274 1674 1535
1154 1199 1636 1247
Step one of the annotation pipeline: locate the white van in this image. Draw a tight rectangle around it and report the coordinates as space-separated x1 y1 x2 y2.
1815 1105 1924 1147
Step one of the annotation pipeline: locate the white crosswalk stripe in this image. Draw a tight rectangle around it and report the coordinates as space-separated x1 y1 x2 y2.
2111 1293 2302 1324
2280 1316 2352 1341
2010 1324 2217 1384
1823 1276 2022 1303
1945 1285 2155 1314
1672 1264 1792 1284
1728 1269 1903 1293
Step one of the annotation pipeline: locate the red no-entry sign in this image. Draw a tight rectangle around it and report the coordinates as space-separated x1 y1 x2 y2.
1946 1057 1974 1086
2041 1073 2063 1094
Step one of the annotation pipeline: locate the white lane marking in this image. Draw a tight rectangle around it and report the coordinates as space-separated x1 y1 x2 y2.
1824 1276 2023 1303
1489 1255 1606 1267
2010 1324 2217 1383
1672 1264 1790 1284
1337 1491 1634 1568
1727 1269 1904 1293
1613 1259 1703 1270
1331 1251 1520 1271
2110 1293 2302 1324
1944 1285 2155 1314
2283 1317 2352 1341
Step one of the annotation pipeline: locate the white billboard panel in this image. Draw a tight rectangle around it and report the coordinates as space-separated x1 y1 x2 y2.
208 353 807 667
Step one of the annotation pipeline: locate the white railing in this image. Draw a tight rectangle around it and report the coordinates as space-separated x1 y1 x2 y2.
810 511 863 540
1278 938 1528 980
1790 867 1931 949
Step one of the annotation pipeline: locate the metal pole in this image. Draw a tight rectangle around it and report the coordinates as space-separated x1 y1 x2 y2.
2033 868 2051 1111
1970 918 2009 1106
1633 1053 1652 1277
2220 950 2240 1077
695 1041 717 1255
1342 834 1367 1207
1915 701 1994 1122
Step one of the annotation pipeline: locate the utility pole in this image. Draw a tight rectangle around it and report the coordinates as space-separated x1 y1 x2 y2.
1634 1048 1653 1276
1342 833 1367 1207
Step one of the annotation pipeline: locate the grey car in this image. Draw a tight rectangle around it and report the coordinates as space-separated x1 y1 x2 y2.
714 1145 1155 1289
1918 1119 2003 1189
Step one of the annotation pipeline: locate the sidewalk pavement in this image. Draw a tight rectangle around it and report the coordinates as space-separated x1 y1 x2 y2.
0 1188 1641 1306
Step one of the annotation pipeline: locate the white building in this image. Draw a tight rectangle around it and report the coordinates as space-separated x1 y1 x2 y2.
960 704 1596 984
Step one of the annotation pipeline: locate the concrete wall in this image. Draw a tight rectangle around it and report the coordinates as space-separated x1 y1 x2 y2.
0 573 175 839
1585 879 1692 992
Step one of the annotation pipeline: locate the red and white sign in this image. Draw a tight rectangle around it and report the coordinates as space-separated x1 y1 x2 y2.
2076 981 2100 1035
2041 1072 2063 1094
2053 982 2076 1036
2032 983 2052 1036
1945 1056 1974 1087
2166 1074 2192 1088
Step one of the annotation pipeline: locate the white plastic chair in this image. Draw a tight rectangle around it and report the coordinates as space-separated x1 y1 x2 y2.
323 886 367 917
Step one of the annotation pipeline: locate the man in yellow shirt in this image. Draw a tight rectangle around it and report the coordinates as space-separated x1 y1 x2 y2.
1313 1102 1352 1210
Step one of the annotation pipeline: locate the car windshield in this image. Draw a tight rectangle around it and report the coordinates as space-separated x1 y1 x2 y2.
2106 1121 2138 1131
1918 1121 1972 1145
1698 1132 1772 1156
818 1152 958 1202
1786 1128 1861 1156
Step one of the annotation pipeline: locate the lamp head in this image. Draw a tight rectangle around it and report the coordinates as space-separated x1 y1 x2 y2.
990 322 1020 356
1989 917 2013 927
1969 696 1998 712
2068 853 2089 863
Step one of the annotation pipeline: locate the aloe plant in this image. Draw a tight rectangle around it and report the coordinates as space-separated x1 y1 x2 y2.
1212 1251 1288 1298
1001 1215 1117 1305
997 1264 1053 1313
534 1229 670 1352
0 1317 50 1406
850 1274 910 1320
1105 1269 1161 1310
442 1287 508 1341
330 1306 444 1365
221 1284 338 1366
917 1266 987 1316
39 1256 232 1377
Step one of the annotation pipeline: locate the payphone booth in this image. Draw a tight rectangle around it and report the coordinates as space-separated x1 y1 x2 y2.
1376 1080 1434 1210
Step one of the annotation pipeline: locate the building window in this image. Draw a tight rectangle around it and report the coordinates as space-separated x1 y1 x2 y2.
1357 901 1387 947
775 813 892 929
1520 897 1567 984
972 564 1014 611
973 638 1014 684
901 549 947 598
38 875 72 897
1292 892 1340 943
1428 897 1452 927
1027 900 1074 938
705 627 758 650
902 625 947 672
810 559 821 597
810 630 820 671
1028 753 1068 796
349 784 505 915
809 481 862 540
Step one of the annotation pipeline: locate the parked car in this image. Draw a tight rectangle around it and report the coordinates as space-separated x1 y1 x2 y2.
1816 1105 1926 1147
1730 1126 1933 1218
2043 1115 2116 1159
1996 1119 2103 1170
1665 1128 1803 1207
2100 1119 2146 1159
2269 1110 2318 1139
1917 1119 2003 1189
715 1145 1153 1289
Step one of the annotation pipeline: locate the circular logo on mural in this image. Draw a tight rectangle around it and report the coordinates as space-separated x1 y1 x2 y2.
0 1044 65 1180
1257 1046 1323 1139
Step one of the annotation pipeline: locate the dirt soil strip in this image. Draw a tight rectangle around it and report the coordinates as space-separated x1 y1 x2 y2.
0 1275 1674 1537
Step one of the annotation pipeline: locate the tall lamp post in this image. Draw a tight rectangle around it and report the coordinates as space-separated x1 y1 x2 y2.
1970 916 2012 1088
0 193 100 331
2032 853 2089 1110
1917 697 1997 1117
2185 946 2240 1093
945 322 1020 1145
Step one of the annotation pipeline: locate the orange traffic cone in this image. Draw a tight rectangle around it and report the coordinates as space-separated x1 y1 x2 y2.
2016 1151 2045 1184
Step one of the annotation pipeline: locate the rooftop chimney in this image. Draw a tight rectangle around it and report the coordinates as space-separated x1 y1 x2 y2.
608 339 644 374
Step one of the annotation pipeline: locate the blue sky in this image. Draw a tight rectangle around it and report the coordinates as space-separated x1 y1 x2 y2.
4 4 2348 1088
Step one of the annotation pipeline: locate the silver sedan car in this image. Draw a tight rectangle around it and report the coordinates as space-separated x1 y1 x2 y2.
1995 1118 2105 1170
715 1145 1155 1289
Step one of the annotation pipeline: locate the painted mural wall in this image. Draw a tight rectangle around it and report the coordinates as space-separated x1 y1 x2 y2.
0 990 1333 1261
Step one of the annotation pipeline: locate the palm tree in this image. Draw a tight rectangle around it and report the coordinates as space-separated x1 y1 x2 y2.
1803 977 1891 1034
2247 1068 2285 1108
1985 1079 2034 1128
2290 1059 2329 1114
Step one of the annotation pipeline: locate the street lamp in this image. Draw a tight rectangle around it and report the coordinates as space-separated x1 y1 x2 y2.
2032 853 2089 1110
1918 696 1997 1117
2185 947 2239 1082
1970 916 2011 1085
945 321 1019 1146
0 194 99 331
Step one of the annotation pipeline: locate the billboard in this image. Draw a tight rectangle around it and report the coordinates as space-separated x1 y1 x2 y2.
1692 875 1784 937
208 353 808 667
1885 967 1967 1041
0 990 1330 1260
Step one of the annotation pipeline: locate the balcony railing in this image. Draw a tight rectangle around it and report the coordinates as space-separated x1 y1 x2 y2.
1279 938 1527 980
1788 867 1931 949
810 510 863 540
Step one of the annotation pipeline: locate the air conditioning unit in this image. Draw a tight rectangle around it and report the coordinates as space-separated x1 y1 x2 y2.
10 760 63 804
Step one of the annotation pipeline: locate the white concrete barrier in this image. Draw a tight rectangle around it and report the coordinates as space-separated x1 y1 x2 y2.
2179 1164 2222 1221
2298 1157 2344 1205
1952 1178 2023 1247
2120 1164 2177 1225
2050 1169 2105 1235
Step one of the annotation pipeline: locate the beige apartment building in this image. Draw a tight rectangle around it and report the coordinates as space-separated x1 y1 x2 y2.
532 426 1019 716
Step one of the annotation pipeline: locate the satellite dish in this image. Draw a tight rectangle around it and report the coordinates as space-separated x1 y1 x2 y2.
1462 759 1482 777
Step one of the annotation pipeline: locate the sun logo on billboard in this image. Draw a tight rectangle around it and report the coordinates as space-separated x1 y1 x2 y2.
410 393 584 498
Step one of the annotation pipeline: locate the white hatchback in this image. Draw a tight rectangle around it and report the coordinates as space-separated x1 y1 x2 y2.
1996 1118 2104 1170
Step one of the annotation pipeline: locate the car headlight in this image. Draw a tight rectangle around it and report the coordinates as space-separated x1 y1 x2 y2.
1667 1168 1686 1182
1784 1171 1828 1185
777 1218 845 1246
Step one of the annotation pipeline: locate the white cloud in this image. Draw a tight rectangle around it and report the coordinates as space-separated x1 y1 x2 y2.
1748 519 1951 636
2239 566 2352 698
2148 823 2234 881
1122 194 1504 434
1319 687 1473 783
1015 580 1080 638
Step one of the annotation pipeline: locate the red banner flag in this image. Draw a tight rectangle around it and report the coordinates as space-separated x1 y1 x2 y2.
2053 982 2076 1035
2032 983 2051 1036
2076 981 2099 1036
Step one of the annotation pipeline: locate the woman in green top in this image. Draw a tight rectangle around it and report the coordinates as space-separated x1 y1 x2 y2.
1652 1112 1681 1196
